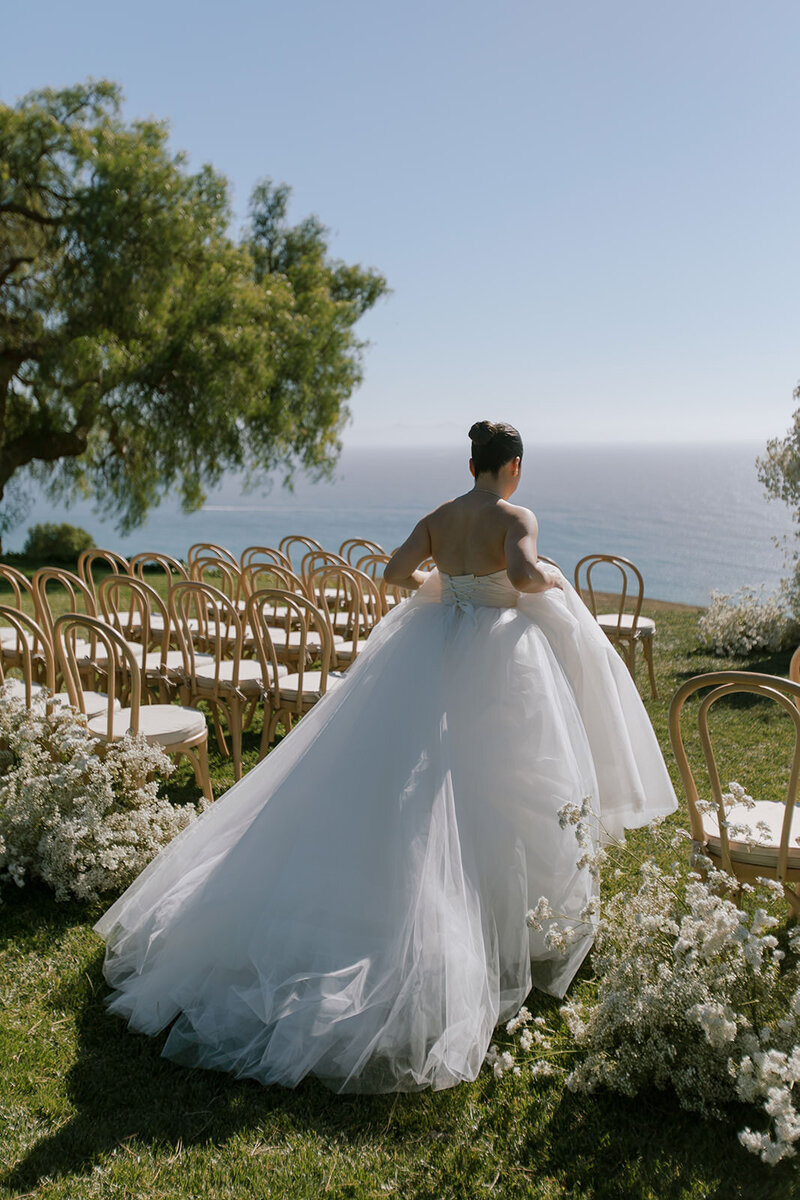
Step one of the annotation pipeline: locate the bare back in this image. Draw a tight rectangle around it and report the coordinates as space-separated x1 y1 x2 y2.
426 490 525 576
384 460 560 595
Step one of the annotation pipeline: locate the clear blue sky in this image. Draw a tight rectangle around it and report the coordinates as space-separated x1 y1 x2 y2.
2 0 799 446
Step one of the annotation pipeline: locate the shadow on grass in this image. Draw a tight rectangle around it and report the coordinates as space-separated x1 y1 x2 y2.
679 646 794 676
522 1085 792 1200
3 939 402 1195
4 933 793 1200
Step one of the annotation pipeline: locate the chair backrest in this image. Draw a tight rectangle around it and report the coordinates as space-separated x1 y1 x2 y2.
669 670 800 881
32 567 97 642
54 613 143 738
187 542 238 569
246 588 335 709
190 556 244 609
0 606 54 703
355 553 407 612
77 548 131 600
789 647 800 690
129 551 189 587
573 554 644 632
240 562 306 602
354 552 389 577
339 537 386 564
169 580 246 691
537 555 562 571
309 563 383 647
98 574 170 659
300 549 347 593
0 564 35 613
240 545 292 572
279 535 324 568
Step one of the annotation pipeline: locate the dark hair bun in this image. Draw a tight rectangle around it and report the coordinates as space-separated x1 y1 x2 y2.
469 420 496 447
468 420 523 476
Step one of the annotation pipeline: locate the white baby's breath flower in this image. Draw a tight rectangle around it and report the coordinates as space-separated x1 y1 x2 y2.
557 802 582 829
526 897 553 929
698 588 797 657
0 692 201 903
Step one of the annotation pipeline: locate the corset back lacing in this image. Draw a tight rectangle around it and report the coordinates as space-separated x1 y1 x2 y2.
439 570 519 622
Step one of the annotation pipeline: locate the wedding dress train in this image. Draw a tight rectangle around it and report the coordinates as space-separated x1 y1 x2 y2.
95 569 677 1093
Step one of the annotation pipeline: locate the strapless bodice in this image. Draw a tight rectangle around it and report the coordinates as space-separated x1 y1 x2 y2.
439 569 519 610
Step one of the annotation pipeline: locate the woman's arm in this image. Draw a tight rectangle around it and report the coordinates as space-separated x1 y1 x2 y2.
504 509 563 593
384 519 432 590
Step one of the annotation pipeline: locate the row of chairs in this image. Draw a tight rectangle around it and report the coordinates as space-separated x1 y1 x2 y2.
5 542 659 706
67 543 406 634
8 537 800 920
0 564 378 787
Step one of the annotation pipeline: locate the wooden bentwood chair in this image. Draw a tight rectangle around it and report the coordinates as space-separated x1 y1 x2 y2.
574 553 657 699
54 614 213 802
0 605 120 720
169 580 286 780
0 607 54 707
669 670 800 915
246 588 344 753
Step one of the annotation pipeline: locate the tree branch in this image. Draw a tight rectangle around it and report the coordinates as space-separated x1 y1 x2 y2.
0 202 60 227
0 425 89 486
0 256 35 289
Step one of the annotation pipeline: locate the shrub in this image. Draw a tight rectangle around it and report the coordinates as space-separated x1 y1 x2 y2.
0 690 205 902
22 521 94 562
489 804 800 1166
697 586 799 657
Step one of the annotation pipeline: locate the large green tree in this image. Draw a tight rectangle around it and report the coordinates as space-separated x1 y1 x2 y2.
0 80 387 539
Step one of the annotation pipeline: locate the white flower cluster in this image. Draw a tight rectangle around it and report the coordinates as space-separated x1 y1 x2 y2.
696 782 775 852
485 1007 556 1081
489 801 800 1166
0 689 205 902
698 586 798 657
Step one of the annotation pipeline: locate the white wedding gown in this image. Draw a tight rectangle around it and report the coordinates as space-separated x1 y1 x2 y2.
95 569 677 1093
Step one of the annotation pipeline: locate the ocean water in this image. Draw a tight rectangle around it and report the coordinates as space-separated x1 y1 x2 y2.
14 442 795 607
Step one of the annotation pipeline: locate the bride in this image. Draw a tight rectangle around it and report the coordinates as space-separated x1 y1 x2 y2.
95 420 677 1093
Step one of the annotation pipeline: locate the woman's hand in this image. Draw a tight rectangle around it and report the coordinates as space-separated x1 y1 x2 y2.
534 563 564 592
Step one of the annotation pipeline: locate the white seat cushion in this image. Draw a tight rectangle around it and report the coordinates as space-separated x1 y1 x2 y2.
266 628 344 650
3 678 47 702
52 691 122 720
144 649 213 673
87 704 207 746
276 670 346 703
596 613 655 634
67 638 143 666
192 658 287 692
110 610 166 633
0 628 36 650
186 618 253 640
702 800 798 866
15 686 121 719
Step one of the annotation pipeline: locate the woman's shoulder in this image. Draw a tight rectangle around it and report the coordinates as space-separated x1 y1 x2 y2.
499 500 538 531
424 492 471 521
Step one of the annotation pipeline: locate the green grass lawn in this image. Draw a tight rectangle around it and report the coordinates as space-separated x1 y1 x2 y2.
2 594 800 1198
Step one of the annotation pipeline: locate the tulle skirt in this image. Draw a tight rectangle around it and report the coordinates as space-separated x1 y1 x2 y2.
95 575 676 1093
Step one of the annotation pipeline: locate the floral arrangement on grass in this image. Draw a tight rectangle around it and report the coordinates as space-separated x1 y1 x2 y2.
698 586 798 657
0 689 205 902
487 799 800 1166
